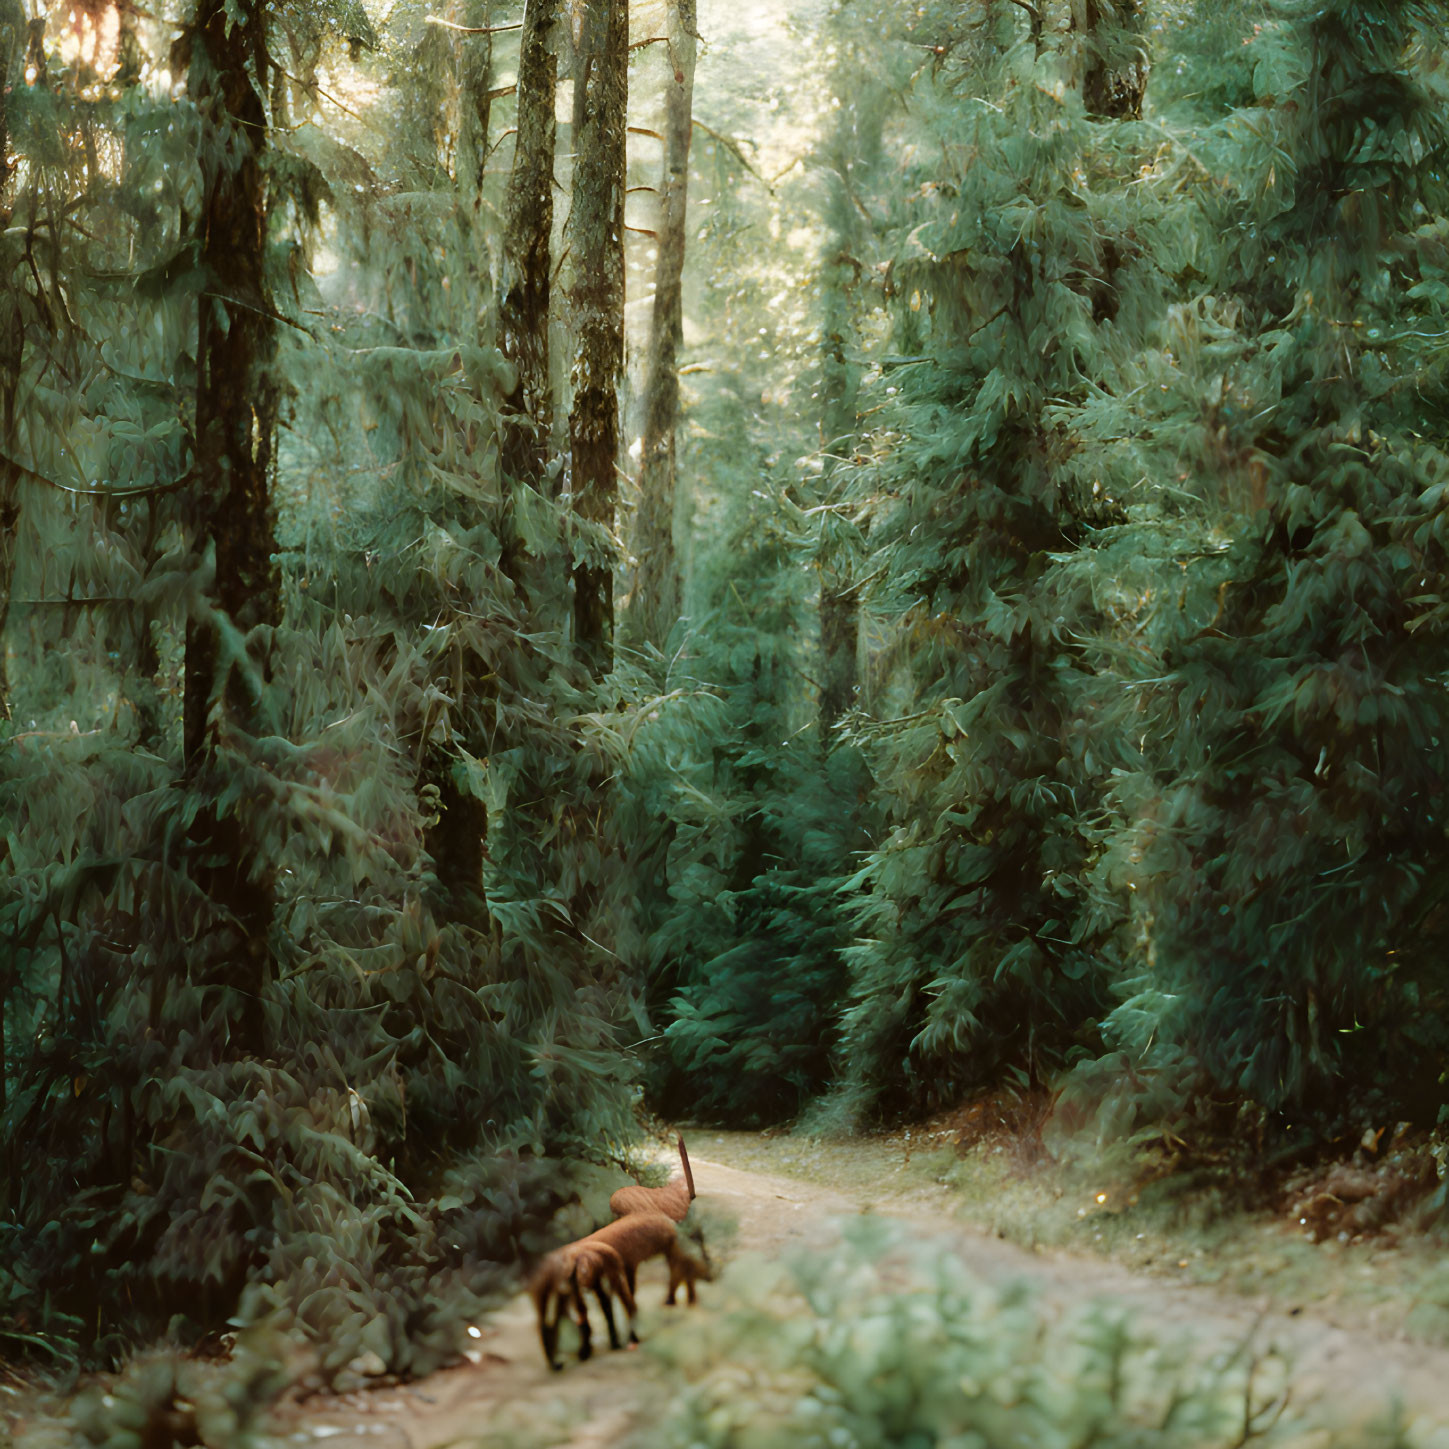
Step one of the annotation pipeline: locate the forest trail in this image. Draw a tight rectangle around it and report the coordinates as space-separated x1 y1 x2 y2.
274 1147 1449 1449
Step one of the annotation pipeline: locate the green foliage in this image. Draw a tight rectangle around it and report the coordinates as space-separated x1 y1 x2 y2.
817 0 1449 1134
828 5 1135 1119
649 1217 1364 1448
606 461 869 1125
68 1340 287 1449
589 44 882 1127
1082 0 1449 1113
0 0 638 1373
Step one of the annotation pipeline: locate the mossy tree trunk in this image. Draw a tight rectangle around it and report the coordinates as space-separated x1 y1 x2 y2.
565 0 627 674
817 239 859 730
498 0 557 481
0 0 23 722
628 0 695 652
422 0 499 914
178 0 277 1057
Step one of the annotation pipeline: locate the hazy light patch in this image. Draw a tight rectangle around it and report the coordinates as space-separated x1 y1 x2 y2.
57 2 120 80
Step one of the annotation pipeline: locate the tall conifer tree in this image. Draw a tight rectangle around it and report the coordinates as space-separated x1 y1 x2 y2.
1092 0 1449 1112
629 0 695 651
176 0 277 1056
565 0 627 671
499 0 557 479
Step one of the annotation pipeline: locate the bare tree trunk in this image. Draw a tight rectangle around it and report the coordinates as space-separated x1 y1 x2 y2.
458 0 493 203
0 0 24 721
498 0 558 480
818 584 858 728
0 462 15 721
814 70 881 733
423 0 496 911
565 0 627 673
178 0 277 1056
628 0 695 653
0 0 23 197
818 238 859 730
0 1 25 1140
1076 0 1147 119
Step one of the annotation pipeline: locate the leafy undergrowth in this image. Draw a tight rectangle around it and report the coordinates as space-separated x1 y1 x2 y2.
645 1217 1408 1449
700 1104 1449 1348
0 1332 295 1449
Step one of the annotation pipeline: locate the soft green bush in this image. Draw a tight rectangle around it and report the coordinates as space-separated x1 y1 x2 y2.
67 1338 289 1449
646 1217 1377 1449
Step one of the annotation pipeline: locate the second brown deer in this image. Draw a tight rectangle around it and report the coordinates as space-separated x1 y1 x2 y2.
581 1210 713 1307
610 1133 696 1221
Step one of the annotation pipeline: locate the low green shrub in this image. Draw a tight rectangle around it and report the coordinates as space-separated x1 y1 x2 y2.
647 1217 1403 1449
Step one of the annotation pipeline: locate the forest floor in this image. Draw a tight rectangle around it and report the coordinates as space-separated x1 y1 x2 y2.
8 1130 1449 1447
261 1134 1449 1446
256 1132 1449 1449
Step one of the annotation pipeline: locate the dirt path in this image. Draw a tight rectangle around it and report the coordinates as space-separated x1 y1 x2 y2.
270 1148 1449 1449
270 1153 853 1449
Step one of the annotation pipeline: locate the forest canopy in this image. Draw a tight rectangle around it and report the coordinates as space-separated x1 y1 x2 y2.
3 0 1449 1378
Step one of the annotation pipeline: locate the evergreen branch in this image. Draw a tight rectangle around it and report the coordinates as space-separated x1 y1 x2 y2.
0 448 191 499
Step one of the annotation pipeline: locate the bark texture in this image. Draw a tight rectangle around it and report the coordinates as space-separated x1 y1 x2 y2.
629 0 695 652
458 0 493 202
498 0 558 480
178 0 277 1055
565 0 627 672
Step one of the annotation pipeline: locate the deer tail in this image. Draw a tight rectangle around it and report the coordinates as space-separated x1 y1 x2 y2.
678 1133 696 1201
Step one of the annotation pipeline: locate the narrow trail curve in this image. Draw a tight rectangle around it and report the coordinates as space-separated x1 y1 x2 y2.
280 1153 1449 1449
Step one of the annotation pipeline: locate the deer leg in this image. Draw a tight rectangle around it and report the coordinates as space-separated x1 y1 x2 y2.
595 1284 622 1350
572 1279 593 1361
540 1290 564 1371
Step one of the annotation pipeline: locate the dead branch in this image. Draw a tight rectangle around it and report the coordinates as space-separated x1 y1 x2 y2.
692 119 773 194
424 15 523 32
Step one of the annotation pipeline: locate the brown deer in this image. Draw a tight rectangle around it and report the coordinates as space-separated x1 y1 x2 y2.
528 1237 637 1371
580 1210 713 1307
610 1134 696 1221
